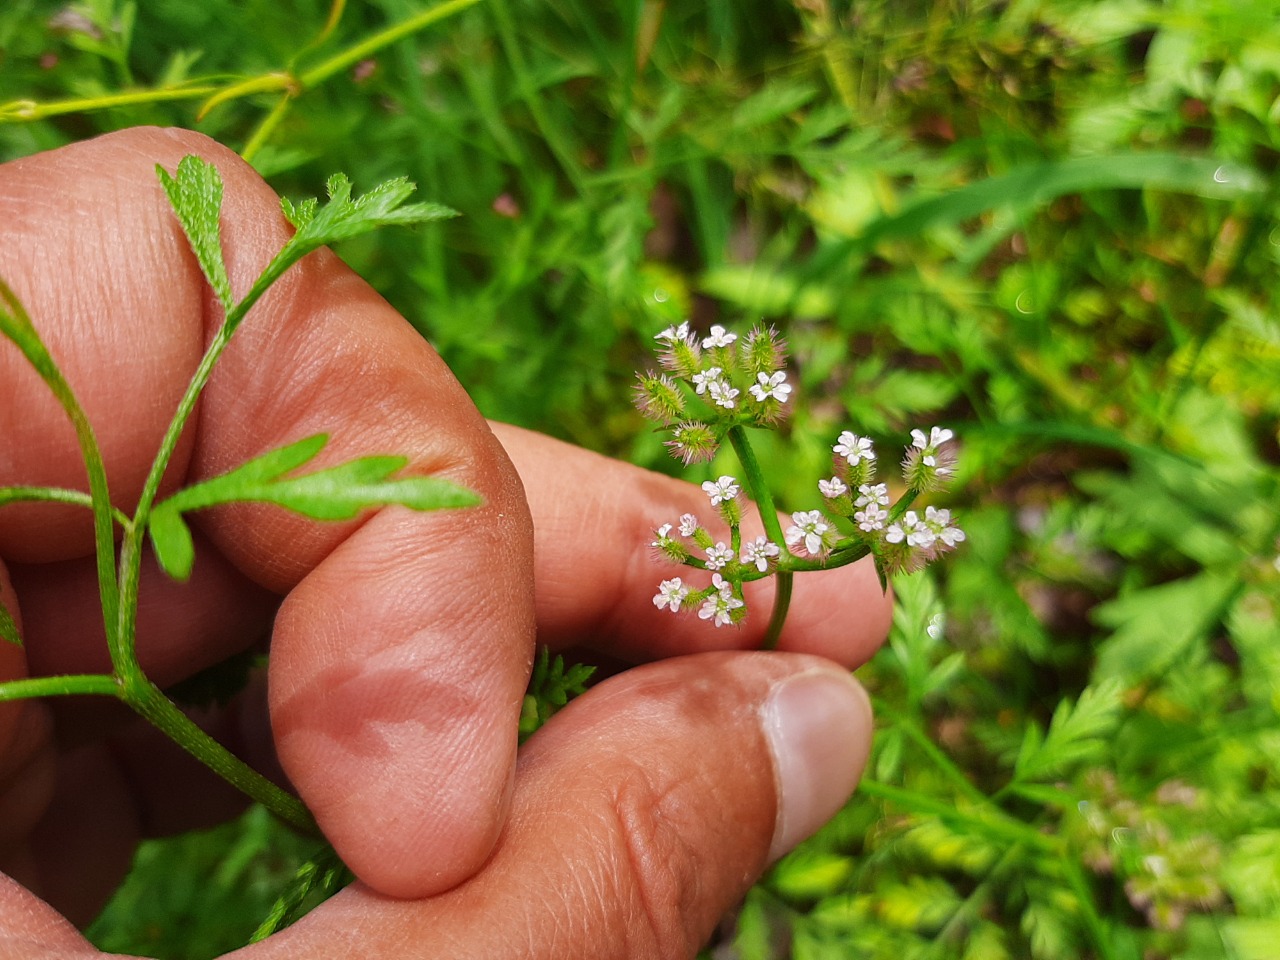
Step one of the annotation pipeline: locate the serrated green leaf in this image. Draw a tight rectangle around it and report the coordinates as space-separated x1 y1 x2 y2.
149 503 196 582
519 647 596 742
284 174 458 253
156 156 233 312
1014 679 1126 783
150 434 480 580
0 599 21 646
280 195 319 228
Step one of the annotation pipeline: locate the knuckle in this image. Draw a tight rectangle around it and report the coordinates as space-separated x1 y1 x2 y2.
607 766 706 960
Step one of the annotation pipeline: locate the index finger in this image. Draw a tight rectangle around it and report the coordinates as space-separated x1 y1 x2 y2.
490 423 893 668
0 128 535 899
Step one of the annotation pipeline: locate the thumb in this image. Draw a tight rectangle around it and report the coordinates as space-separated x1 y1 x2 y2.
252 651 873 959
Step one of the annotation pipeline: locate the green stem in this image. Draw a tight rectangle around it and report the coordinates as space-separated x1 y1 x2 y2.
0 486 132 529
761 572 792 650
240 94 295 163
0 674 121 701
873 699 989 807
1059 849 1115 960
298 0 486 89
857 778 1059 854
0 85 222 123
124 679 318 835
727 425 794 645
0 279 120 649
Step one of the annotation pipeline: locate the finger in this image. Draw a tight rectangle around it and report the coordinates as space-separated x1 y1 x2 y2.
491 423 892 667
248 651 872 960
9 531 275 688
0 128 536 898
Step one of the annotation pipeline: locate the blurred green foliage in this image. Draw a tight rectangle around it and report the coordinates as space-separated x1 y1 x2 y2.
3 0 1279 956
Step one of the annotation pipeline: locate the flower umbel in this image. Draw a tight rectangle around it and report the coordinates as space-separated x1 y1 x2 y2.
635 322 965 636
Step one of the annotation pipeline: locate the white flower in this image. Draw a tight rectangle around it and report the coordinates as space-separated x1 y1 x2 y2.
910 427 951 468
655 321 691 343
887 511 935 549
818 476 848 499
855 483 889 508
855 505 888 532
698 573 744 627
785 510 832 556
678 513 699 537
701 325 738 349
653 577 689 612
691 366 723 395
834 430 875 464
705 542 735 570
741 536 780 572
749 370 791 403
650 523 673 548
702 475 740 505
911 426 954 450
707 378 740 409
924 505 966 549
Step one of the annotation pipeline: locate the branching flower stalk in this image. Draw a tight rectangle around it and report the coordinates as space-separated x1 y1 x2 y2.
635 322 964 647
0 156 470 835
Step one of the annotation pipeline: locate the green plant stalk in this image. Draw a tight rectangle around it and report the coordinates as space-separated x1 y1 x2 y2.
4 0 482 129
125 678 318 835
857 778 1060 854
0 486 132 529
727 425 793 648
0 85 222 123
489 0 586 190
297 0 487 88
798 0 860 118
925 843 1026 959
1058 850 1116 960
0 674 121 701
872 699 989 807
0 279 121 649
240 94 295 163
109 258 311 826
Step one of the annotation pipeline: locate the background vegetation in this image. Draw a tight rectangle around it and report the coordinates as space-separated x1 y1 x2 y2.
2 0 1279 957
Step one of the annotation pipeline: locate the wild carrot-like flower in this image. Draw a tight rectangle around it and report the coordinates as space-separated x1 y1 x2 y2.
653 577 690 612
699 574 745 627
635 321 964 636
819 476 848 499
702 476 740 505
705 542 735 570
749 371 791 404
834 431 875 465
741 536 780 572
786 510 835 557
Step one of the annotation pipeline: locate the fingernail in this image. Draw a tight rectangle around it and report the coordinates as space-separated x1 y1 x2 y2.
761 668 872 863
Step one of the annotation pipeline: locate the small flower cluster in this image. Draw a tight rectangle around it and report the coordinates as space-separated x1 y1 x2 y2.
792 425 964 575
649 475 778 628
637 322 965 629
634 321 791 464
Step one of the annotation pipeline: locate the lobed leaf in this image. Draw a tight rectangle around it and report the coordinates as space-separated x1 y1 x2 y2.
282 173 458 253
1014 678 1126 784
149 434 480 581
156 156 234 312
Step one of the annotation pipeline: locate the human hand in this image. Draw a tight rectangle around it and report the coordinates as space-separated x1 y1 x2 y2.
0 127 891 957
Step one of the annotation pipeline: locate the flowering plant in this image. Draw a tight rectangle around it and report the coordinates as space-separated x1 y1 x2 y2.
634 322 964 647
